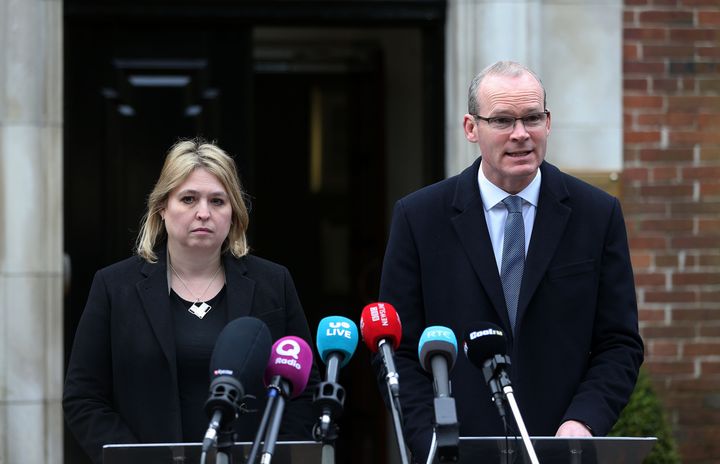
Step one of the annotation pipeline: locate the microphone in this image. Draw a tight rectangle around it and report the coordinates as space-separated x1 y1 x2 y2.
463 322 539 464
202 317 272 455
313 316 359 441
463 322 511 423
418 326 459 462
360 302 409 464
360 302 402 397
247 336 313 464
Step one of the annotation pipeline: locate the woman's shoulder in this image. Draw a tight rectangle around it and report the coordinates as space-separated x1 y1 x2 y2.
95 255 148 279
231 254 291 277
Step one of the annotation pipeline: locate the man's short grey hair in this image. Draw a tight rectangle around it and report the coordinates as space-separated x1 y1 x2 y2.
467 61 547 115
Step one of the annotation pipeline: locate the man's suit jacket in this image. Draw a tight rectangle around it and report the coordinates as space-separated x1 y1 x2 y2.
378 158 644 461
63 247 318 464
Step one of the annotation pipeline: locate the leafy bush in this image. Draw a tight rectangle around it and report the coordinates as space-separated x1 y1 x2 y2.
610 369 681 464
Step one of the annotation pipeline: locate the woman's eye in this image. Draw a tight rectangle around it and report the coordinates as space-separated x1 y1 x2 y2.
181 196 194 204
211 198 225 206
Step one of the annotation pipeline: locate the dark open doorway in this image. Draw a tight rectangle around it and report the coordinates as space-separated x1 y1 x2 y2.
64 3 445 463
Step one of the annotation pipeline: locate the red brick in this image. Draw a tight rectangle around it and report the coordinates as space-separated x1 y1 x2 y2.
670 201 720 215
624 78 648 92
630 235 669 249
636 271 667 286
639 10 694 25
701 183 720 196
650 341 680 357
655 253 679 267
622 200 668 214
651 0 679 6
645 360 696 375
671 236 720 249
699 78 720 93
639 184 694 198
683 166 720 180
700 148 720 161
625 130 662 143
698 113 720 128
685 342 720 356
624 43 641 60
671 377 720 392
674 272 720 285
699 218 720 233
622 167 651 182
669 28 720 42
624 27 667 40
701 291 720 303
671 130 720 144
645 289 697 302
700 325 720 337
698 46 720 59
698 254 720 266
672 308 720 322
668 95 720 111
683 0 720 5
653 166 680 181
624 95 665 108
670 61 720 74
645 45 696 59
701 361 720 375
699 11 720 25
639 148 694 162
653 78 682 92
631 252 653 268
640 218 694 231
640 307 667 322
624 61 667 74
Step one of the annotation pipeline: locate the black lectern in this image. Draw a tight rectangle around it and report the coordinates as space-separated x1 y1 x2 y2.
103 441 321 464
429 436 656 464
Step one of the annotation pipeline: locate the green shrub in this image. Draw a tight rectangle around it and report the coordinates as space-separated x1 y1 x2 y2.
609 369 681 464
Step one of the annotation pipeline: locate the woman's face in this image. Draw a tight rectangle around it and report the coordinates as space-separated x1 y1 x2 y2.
162 168 233 254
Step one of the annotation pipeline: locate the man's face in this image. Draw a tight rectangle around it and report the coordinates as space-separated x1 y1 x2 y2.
463 72 551 194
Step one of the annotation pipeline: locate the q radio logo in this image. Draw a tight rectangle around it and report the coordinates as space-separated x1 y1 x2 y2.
274 339 303 370
326 320 354 339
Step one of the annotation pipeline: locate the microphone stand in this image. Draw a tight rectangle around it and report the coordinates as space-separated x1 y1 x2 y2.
246 378 282 464
260 379 291 464
312 354 345 464
484 355 539 464
379 339 410 464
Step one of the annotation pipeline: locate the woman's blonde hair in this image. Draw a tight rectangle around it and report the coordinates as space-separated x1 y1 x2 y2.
135 139 250 262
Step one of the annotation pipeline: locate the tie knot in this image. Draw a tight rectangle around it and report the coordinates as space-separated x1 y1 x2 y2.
502 195 523 214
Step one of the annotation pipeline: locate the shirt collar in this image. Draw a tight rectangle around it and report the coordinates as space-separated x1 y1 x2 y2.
477 161 542 211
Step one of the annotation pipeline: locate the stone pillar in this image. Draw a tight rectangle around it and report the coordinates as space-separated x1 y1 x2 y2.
445 0 622 178
0 0 64 462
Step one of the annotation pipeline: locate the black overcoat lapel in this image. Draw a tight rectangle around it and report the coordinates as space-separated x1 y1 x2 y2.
450 158 512 331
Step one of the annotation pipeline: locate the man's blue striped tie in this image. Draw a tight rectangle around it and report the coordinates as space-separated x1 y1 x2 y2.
501 195 525 333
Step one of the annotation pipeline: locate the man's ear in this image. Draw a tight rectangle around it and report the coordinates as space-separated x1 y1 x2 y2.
463 114 479 142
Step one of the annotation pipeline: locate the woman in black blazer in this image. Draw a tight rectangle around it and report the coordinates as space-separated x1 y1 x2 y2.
63 139 318 463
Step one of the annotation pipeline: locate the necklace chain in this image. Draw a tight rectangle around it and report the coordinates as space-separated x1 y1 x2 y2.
169 262 222 319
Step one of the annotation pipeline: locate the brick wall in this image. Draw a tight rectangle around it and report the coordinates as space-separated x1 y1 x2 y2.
623 1 720 462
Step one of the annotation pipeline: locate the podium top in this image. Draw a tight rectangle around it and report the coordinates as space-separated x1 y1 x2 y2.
103 441 321 464
449 436 657 464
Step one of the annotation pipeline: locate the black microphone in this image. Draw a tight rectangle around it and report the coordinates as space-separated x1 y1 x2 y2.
463 322 511 423
202 317 272 454
463 322 540 464
419 326 459 462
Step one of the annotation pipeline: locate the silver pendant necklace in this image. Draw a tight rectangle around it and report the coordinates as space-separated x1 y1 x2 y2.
169 262 222 319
